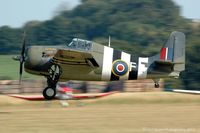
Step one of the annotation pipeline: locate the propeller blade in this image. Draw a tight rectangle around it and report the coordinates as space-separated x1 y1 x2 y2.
19 31 26 84
19 60 23 83
21 32 26 57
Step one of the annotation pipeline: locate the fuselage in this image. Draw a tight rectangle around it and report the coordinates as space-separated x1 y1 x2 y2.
24 38 181 82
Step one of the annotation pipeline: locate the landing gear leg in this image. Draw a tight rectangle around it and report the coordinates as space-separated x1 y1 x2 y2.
43 64 62 100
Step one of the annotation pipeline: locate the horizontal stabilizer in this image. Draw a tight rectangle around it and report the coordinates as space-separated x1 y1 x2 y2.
155 60 184 65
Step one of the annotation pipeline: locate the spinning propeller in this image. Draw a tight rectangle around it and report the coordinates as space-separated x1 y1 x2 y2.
13 32 26 84
19 32 26 84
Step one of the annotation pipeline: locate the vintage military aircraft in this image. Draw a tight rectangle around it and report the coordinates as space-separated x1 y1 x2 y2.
13 31 185 100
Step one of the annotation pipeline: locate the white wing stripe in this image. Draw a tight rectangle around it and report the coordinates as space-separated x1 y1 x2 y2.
138 57 149 79
101 46 113 81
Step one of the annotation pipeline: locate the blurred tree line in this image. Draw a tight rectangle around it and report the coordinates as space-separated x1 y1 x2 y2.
0 0 199 90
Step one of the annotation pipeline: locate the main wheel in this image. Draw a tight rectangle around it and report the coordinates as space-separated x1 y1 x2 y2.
43 87 56 100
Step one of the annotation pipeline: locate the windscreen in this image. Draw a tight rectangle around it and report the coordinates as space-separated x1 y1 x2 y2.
67 38 92 51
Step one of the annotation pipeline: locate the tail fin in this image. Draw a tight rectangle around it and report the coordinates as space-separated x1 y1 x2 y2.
148 31 185 79
159 31 185 71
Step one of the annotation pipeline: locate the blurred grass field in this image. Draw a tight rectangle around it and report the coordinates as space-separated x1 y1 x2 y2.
0 92 200 133
0 55 41 80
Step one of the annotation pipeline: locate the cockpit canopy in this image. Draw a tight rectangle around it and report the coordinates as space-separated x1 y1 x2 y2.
67 38 92 51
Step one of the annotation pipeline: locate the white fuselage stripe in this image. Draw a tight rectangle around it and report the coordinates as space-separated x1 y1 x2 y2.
101 46 113 81
138 57 149 79
120 52 131 80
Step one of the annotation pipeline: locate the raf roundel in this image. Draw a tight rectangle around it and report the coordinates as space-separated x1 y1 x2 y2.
112 60 129 77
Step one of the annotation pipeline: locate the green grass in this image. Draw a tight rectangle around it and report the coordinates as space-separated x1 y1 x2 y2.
0 55 41 80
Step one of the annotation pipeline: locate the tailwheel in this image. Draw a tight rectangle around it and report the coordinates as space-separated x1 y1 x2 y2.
154 83 160 88
153 79 160 88
43 87 56 100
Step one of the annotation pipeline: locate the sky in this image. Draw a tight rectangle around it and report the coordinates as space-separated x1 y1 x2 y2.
0 0 199 28
0 0 80 28
174 0 200 20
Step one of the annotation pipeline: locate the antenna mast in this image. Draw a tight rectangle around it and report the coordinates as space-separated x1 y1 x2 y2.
108 36 111 47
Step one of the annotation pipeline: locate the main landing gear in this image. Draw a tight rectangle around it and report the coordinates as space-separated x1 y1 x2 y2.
43 64 62 100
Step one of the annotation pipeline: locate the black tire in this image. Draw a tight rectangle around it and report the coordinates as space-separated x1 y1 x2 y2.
43 87 56 100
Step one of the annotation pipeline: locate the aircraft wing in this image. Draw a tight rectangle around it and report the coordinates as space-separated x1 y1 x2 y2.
52 49 99 67
8 92 116 101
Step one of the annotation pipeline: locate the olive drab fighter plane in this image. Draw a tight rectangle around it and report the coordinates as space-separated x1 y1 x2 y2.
13 31 185 100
